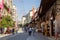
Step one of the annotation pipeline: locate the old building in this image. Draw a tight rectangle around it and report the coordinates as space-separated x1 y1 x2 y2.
35 0 60 37
30 0 60 37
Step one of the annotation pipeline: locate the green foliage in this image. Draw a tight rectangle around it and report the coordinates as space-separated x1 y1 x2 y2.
0 16 14 28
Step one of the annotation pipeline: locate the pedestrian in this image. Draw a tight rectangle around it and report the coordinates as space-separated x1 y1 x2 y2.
16 30 18 34
54 16 60 40
1 27 3 34
28 27 32 36
24 27 27 32
4 27 7 34
12 28 15 35
15 27 18 34
32 27 36 36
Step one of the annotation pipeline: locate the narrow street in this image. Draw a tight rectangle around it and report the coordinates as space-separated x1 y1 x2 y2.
0 0 60 40
0 32 50 40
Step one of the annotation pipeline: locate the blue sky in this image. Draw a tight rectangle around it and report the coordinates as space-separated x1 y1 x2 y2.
13 0 41 21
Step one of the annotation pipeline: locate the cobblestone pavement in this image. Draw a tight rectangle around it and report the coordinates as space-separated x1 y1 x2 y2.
0 28 56 40
0 32 52 40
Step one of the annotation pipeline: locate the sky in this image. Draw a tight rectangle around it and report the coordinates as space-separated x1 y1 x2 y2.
12 0 41 21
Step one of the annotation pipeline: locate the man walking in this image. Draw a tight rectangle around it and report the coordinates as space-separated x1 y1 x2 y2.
28 27 32 36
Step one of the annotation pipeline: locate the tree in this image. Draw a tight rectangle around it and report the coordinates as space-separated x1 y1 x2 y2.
1 16 14 28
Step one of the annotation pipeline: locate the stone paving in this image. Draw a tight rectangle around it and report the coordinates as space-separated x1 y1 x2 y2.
0 32 51 40
0 28 57 40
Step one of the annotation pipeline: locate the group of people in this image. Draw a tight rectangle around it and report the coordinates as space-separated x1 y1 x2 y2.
0 27 18 35
24 26 36 36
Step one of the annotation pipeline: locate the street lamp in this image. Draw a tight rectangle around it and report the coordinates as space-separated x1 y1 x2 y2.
50 17 53 20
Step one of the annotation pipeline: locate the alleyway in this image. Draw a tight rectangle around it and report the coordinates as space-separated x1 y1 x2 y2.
0 32 51 40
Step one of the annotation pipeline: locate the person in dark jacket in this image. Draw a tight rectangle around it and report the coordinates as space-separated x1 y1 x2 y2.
12 28 15 35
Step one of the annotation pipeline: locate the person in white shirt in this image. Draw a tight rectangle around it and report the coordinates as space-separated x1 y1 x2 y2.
28 27 32 36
